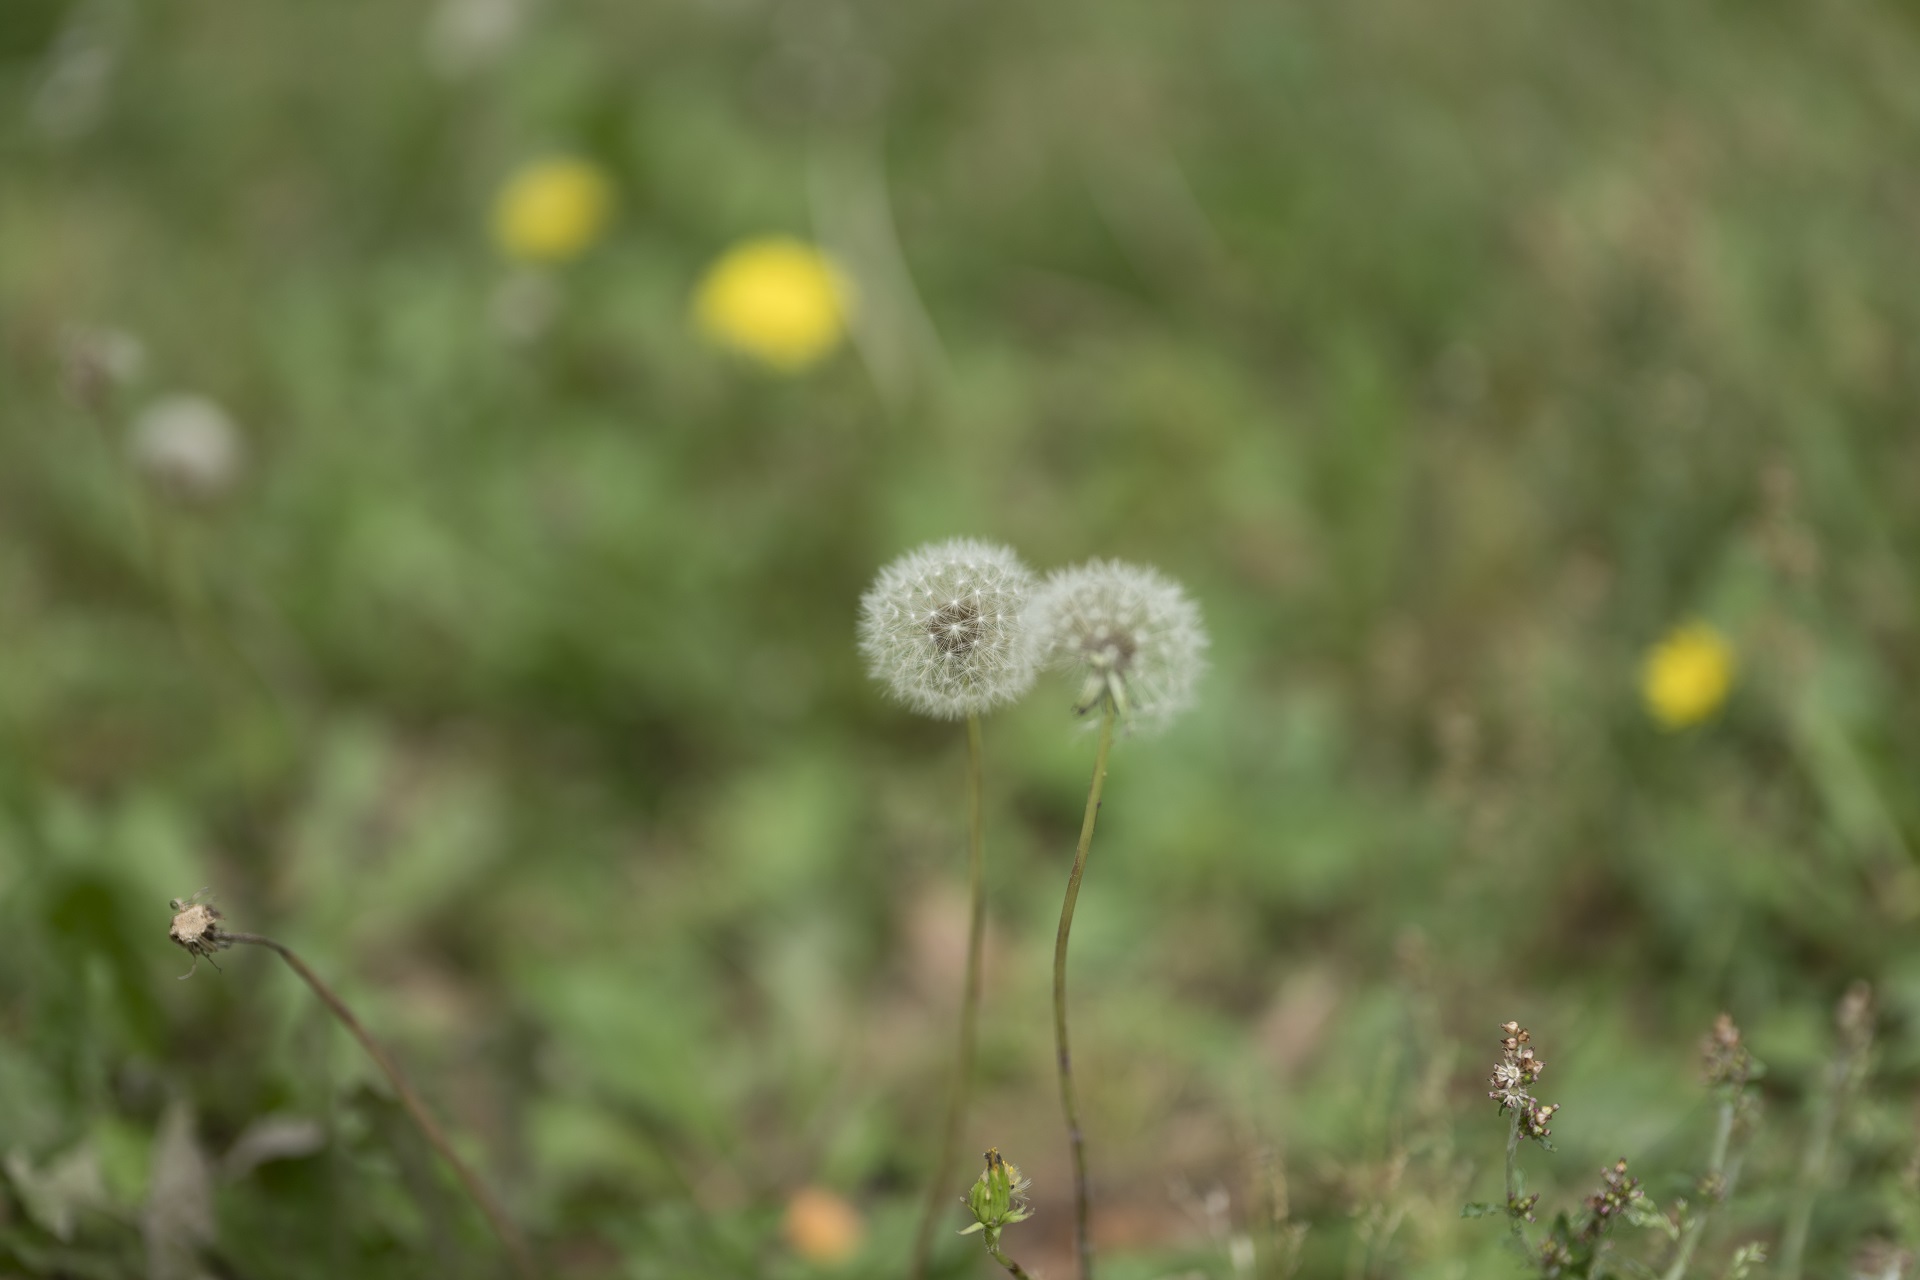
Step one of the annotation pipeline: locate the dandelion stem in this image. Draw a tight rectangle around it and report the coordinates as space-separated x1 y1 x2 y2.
987 1242 1037 1279
910 714 989 1280
1054 706 1117 1280
1660 1093 1740 1280
222 932 539 1280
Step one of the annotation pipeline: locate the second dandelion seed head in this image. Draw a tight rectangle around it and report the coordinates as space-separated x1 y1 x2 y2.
1029 559 1207 735
858 538 1038 720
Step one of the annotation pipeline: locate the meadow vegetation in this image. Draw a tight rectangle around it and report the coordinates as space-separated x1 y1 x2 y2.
3 0 1919 1276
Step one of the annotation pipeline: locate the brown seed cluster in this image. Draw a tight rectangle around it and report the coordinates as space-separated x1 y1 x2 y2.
1701 1012 1753 1089
1489 1021 1559 1143
1581 1158 1642 1239
168 890 233 979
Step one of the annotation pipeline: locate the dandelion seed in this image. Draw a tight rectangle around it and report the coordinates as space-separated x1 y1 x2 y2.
859 539 1037 720
1029 559 1207 736
1641 621 1734 730
692 236 854 372
491 157 614 265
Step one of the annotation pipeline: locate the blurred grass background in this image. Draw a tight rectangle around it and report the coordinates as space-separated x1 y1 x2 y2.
3 0 1920 1276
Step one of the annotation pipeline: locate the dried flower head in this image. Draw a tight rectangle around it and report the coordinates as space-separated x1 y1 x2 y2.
1702 1013 1754 1089
1489 1021 1559 1145
1836 979 1875 1054
168 889 232 979
1581 1158 1642 1241
60 324 146 408
858 539 1038 720
1028 559 1207 735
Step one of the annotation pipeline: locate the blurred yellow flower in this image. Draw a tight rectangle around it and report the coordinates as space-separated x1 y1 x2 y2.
491 157 613 264
1641 621 1735 730
782 1186 864 1265
692 236 854 372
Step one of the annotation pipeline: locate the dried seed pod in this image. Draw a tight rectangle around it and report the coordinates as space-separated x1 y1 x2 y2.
168 889 232 979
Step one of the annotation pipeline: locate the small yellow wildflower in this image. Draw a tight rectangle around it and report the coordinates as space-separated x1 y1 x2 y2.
491 157 613 264
1641 621 1735 730
782 1186 864 1266
691 236 854 372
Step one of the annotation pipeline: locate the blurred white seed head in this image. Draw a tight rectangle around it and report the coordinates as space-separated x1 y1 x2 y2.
129 394 244 500
858 538 1038 720
1029 559 1207 735
489 268 562 345
59 324 146 406
422 0 526 78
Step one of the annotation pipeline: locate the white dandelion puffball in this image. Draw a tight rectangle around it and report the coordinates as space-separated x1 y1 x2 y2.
128 393 244 500
1029 560 1207 735
858 538 1039 720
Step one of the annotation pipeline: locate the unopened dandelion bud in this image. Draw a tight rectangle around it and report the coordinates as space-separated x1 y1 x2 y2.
961 1148 1034 1248
1029 559 1207 735
858 539 1037 720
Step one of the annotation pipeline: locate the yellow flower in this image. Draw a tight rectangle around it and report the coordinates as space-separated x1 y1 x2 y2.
1641 621 1735 730
491 157 613 264
782 1186 864 1266
692 236 854 372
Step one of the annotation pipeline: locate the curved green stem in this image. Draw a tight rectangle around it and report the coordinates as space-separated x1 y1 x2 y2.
1054 708 1117 1280
988 1242 1036 1279
1660 1094 1739 1280
224 932 538 1280
909 715 989 1280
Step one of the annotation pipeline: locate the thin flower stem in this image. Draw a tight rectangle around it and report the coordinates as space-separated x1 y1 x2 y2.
909 714 990 1280
223 932 538 1280
988 1242 1037 1279
1504 1107 1526 1246
1778 1053 1849 1280
1659 1093 1739 1280
1054 707 1117 1280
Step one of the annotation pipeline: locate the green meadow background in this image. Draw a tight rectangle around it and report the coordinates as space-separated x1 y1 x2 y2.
3 0 1919 1276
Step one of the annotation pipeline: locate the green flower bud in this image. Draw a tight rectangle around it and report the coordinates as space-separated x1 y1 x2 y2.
960 1149 1033 1249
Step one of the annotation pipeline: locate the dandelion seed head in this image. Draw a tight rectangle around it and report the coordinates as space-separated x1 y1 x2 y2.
858 539 1037 720
129 394 244 500
1029 559 1207 736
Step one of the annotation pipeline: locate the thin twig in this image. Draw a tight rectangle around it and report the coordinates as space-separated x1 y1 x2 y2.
1053 708 1117 1280
222 932 539 1280
910 714 990 1280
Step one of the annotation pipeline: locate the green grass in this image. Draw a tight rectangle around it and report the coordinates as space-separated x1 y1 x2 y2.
3 0 1920 1276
